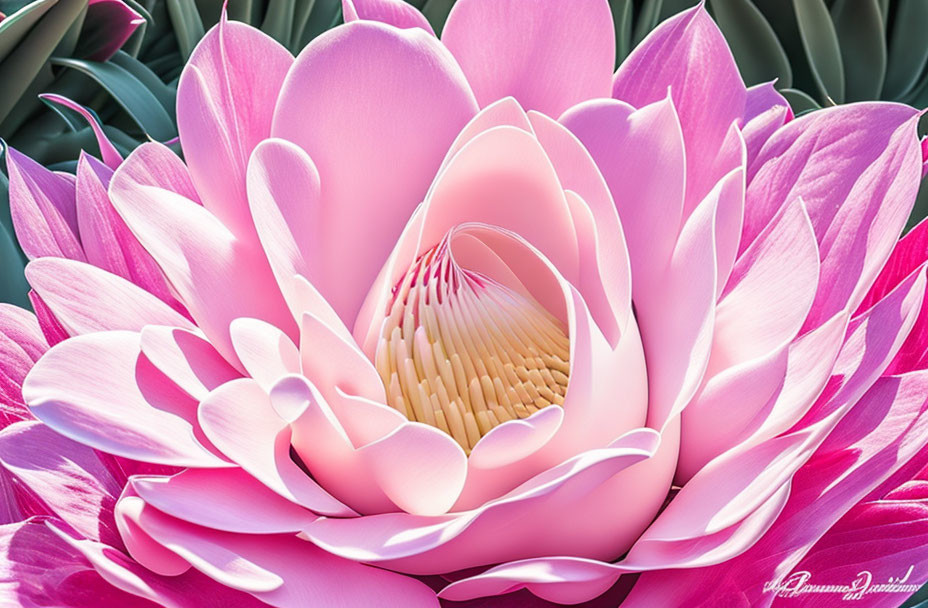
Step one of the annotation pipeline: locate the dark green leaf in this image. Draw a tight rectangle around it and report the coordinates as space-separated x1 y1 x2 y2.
0 0 56 61
167 0 205 60
420 0 453 36
710 0 792 88
792 0 844 103
50 56 177 140
260 0 295 45
830 0 885 102
290 0 316 52
883 0 928 100
611 0 633 65
109 51 176 116
632 0 663 47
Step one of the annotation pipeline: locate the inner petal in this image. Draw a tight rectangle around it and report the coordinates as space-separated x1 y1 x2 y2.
374 234 570 454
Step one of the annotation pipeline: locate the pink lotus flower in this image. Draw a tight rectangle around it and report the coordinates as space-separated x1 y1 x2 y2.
3 1 928 605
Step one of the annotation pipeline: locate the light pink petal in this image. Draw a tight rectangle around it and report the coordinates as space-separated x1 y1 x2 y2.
40 94 123 168
197 378 355 517
0 421 120 545
47 522 268 607
744 103 922 330
108 141 199 204
613 5 746 218
26 258 193 335
744 81 791 123
5 147 84 261
437 96 534 176
442 0 613 116
743 104 790 169
74 153 178 309
115 496 439 607
271 20 477 324
303 428 661 574
229 318 300 391
560 96 685 307
342 0 434 34
22 331 229 467
0 304 46 426
110 145 295 367
177 14 293 240
140 326 240 401
130 468 316 534
528 110 632 340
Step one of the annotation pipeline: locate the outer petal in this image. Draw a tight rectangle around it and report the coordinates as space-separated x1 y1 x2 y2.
5 147 83 261
342 0 434 34
612 5 746 217
271 21 477 324
0 305 46 425
25 258 193 335
744 103 922 330
442 0 614 116
22 331 229 468
79 0 144 61
177 14 293 240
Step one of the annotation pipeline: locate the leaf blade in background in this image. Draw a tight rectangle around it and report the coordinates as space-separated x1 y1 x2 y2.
710 0 792 88
792 0 844 103
831 0 886 102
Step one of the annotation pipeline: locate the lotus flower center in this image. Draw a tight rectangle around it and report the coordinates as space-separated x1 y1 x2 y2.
374 238 570 454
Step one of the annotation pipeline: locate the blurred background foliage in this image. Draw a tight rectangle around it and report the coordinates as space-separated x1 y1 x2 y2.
1 0 928 294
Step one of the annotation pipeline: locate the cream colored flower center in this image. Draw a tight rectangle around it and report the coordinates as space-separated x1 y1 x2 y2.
374 239 570 454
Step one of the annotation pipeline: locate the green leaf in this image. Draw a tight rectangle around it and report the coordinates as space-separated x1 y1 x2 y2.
0 0 56 61
167 0 205 60
900 580 928 608
710 0 792 88
49 56 177 140
420 0 453 36
792 0 844 103
883 0 928 100
632 0 663 47
260 0 295 45
0 0 86 126
609 0 633 66
779 87 821 114
109 51 176 117
0 163 29 308
830 0 885 102
290 0 316 52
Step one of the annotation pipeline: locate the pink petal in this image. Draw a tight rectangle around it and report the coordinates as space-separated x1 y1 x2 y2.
115 496 440 607
28 291 68 346
342 0 434 34
744 103 922 331
130 468 316 534
26 258 193 335
271 20 477 324
442 0 613 116
109 145 295 368
0 421 121 545
228 318 300 391
22 331 230 468
177 13 293 240
80 0 144 61
39 95 123 168
5 147 84 261
0 305 46 426
140 326 240 401
613 5 746 218
744 81 791 123
197 378 355 517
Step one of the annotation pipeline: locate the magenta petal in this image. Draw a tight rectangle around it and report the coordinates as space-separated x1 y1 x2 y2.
342 0 434 34
613 5 746 217
442 0 614 116
0 305 46 426
272 21 477 325
40 95 123 168
177 14 293 241
79 0 144 61
5 147 84 261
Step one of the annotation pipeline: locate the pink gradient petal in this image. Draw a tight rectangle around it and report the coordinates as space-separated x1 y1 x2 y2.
744 104 922 331
116 496 439 606
110 145 295 368
0 421 120 545
74 154 178 309
140 326 240 401
107 141 199 204
5 147 84 261
442 0 614 116
744 81 791 123
40 94 123 168
613 5 746 218
342 0 434 34
197 378 355 517
130 468 316 534
272 20 477 324
81 0 144 61
28 291 68 346
25 258 193 335
229 318 300 391
177 14 293 240
22 331 229 468
0 305 46 425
